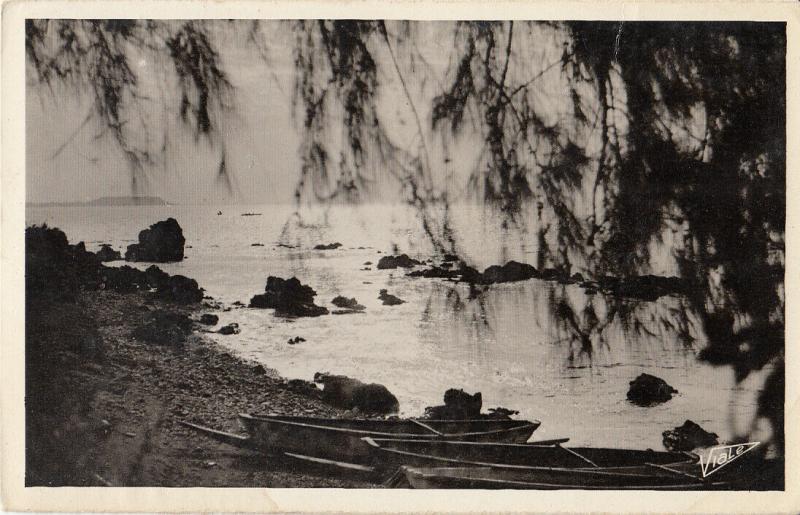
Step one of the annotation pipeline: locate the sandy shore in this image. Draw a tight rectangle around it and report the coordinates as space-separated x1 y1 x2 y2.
26 287 373 487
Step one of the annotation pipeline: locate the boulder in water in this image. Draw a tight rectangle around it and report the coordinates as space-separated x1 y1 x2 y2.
331 296 365 311
377 254 421 269
662 420 719 451
249 276 329 317
313 242 342 250
627 373 678 406
124 218 185 262
378 289 405 306
482 261 539 284
218 323 240 335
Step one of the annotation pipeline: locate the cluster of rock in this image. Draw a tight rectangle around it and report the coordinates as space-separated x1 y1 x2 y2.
25 224 202 304
423 389 483 419
404 256 687 302
124 218 185 263
377 254 422 269
422 389 519 420
101 265 203 304
249 276 329 317
627 373 679 406
25 225 105 300
313 242 342 250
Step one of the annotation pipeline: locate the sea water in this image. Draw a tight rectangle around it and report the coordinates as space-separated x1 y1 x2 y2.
26 203 771 448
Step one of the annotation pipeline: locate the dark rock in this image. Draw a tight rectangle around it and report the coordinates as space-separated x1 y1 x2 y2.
131 310 192 346
442 253 459 262
249 276 329 317
570 272 585 283
407 266 459 279
423 389 482 419
627 373 679 406
331 296 365 311
287 336 306 345
26 225 104 299
662 420 719 451
252 364 267 375
251 243 264 247
377 254 421 269
124 218 185 262
314 242 342 250
378 289 405 306
96 244 122 262
199 314 219 326
286 379 321 398
144 265 169 289
217 323 240 335
155 275 203 304
363 261 372 265
101 265 148 293
457 264 485 284
314 373 399 415
482 261 539 284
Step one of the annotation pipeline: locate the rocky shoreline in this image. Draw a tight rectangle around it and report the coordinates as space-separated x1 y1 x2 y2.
25 225 369 487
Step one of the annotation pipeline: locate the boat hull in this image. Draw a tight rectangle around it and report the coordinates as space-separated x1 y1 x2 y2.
401 466 734 490
237 414 540 463
364 437 696 471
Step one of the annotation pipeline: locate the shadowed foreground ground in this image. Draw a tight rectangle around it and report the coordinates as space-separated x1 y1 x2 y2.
26 288 372 487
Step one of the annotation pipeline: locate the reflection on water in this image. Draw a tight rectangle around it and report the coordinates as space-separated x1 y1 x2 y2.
26 203 772 448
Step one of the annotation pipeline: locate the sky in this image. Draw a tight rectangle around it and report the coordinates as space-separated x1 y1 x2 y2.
26 22 302 204
25 20 632 206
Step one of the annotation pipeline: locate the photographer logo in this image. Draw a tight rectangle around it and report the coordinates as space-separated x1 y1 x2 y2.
699 442 760 478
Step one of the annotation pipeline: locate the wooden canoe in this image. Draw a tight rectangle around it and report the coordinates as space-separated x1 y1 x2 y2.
181 414 539 463
398 466 736 490
237 414 539 462
364 437 697 473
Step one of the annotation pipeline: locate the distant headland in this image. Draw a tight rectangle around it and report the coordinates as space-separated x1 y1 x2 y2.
28 196 170 207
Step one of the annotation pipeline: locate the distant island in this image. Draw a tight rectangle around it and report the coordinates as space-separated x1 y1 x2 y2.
28 196 170 207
